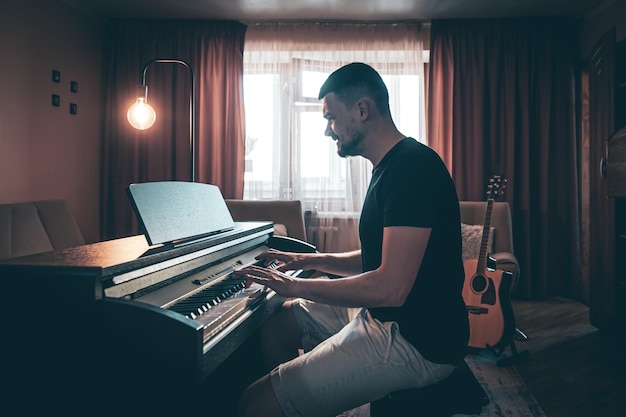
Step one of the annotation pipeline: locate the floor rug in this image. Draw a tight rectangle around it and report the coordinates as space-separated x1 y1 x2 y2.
338 350 546 417
458 350 546 417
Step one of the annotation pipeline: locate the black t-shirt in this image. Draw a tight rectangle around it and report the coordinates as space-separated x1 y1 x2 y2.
360 138 469 365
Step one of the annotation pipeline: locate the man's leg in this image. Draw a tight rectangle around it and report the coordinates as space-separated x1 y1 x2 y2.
242 307 455 417
239 298 353 417
238 374 286 417
238 300 301 417
259 299 303 371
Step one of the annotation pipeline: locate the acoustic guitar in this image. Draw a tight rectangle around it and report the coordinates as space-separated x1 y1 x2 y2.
462 175 516 353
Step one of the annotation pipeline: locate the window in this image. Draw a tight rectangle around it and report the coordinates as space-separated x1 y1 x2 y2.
243 23 426 215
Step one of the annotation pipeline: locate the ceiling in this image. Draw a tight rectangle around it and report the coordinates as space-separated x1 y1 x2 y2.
63 0 609 21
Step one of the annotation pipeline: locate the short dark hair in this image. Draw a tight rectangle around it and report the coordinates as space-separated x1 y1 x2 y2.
318 62 391 116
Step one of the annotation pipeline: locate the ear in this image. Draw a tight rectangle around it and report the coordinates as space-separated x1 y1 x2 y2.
356 99 370 121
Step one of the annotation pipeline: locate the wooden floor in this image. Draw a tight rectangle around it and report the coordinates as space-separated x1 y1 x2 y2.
510 297 626 417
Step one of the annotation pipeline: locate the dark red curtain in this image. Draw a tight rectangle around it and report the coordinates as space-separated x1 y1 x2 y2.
100 20 246 241
428 18 582 299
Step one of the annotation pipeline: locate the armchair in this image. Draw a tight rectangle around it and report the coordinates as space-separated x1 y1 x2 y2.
224 199 307 243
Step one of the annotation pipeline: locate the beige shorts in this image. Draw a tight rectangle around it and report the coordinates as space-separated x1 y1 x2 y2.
270 298 455 417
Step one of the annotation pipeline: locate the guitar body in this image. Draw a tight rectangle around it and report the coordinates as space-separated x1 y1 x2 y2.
462 258 516 351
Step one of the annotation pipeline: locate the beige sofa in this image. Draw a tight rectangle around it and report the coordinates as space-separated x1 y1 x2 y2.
0 198 305 261
225 199 307 242
0 197 518 298
223 199 519 287
0 199 85 260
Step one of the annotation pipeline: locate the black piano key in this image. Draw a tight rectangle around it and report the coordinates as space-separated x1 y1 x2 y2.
168 278 248 316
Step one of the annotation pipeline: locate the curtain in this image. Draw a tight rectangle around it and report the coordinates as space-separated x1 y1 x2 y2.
101 20 247 241
243 22 425 252
428 18 582 299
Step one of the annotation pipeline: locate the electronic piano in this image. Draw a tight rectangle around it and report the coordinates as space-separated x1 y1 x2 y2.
1 182 315 414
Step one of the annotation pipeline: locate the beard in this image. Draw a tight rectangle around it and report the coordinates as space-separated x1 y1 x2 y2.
336 124 364 158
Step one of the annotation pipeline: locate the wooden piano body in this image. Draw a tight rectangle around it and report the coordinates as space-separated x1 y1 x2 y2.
1 220 315 414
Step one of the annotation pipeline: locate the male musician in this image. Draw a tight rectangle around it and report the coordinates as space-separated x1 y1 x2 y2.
234 62 469 417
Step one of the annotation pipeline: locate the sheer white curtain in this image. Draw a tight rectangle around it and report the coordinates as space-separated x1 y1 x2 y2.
243 23 426 251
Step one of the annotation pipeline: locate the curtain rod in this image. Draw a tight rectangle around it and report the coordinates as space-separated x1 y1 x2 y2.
240 20 431 25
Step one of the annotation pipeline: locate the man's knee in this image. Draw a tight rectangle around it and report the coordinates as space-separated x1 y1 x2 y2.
238 375 286 417
261 300 301 349
259 300 303 371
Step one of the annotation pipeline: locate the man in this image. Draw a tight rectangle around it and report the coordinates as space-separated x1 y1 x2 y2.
235 62 469 417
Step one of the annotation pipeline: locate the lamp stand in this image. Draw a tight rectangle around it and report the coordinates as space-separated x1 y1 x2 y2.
138 59 196 182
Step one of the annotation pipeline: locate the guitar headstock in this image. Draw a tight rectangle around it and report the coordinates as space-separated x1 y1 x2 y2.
486 174 507 201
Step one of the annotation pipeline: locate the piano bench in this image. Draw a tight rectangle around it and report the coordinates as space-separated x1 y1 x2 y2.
369 360 489 417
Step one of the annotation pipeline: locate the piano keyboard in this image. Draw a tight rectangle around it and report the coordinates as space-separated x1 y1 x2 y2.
168 277 249 318
166 260 281 342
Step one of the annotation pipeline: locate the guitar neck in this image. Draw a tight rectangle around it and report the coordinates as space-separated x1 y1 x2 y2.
477 198 494 272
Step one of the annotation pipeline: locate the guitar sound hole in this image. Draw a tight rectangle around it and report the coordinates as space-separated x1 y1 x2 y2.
471 275 488 293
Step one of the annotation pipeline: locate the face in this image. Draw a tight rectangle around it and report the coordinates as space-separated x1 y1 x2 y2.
322 93 364 158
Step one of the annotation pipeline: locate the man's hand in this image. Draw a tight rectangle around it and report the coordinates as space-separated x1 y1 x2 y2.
233 264 301 298
254 249 317 273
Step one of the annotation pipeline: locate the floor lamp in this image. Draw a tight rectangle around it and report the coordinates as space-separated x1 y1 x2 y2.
127 58 196 182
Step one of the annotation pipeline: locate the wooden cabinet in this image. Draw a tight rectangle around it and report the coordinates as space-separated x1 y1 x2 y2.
615 199 626 323
609 38 626 322
588 31 626 330
589 29 615 329
613 39 626 325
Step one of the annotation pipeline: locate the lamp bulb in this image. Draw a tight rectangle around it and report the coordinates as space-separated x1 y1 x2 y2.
127 97 156 130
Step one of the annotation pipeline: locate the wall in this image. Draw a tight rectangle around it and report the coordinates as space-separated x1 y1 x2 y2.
0 0 104 243
0 0 620 248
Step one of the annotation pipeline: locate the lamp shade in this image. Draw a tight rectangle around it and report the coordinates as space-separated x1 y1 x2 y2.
127 97 156 130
